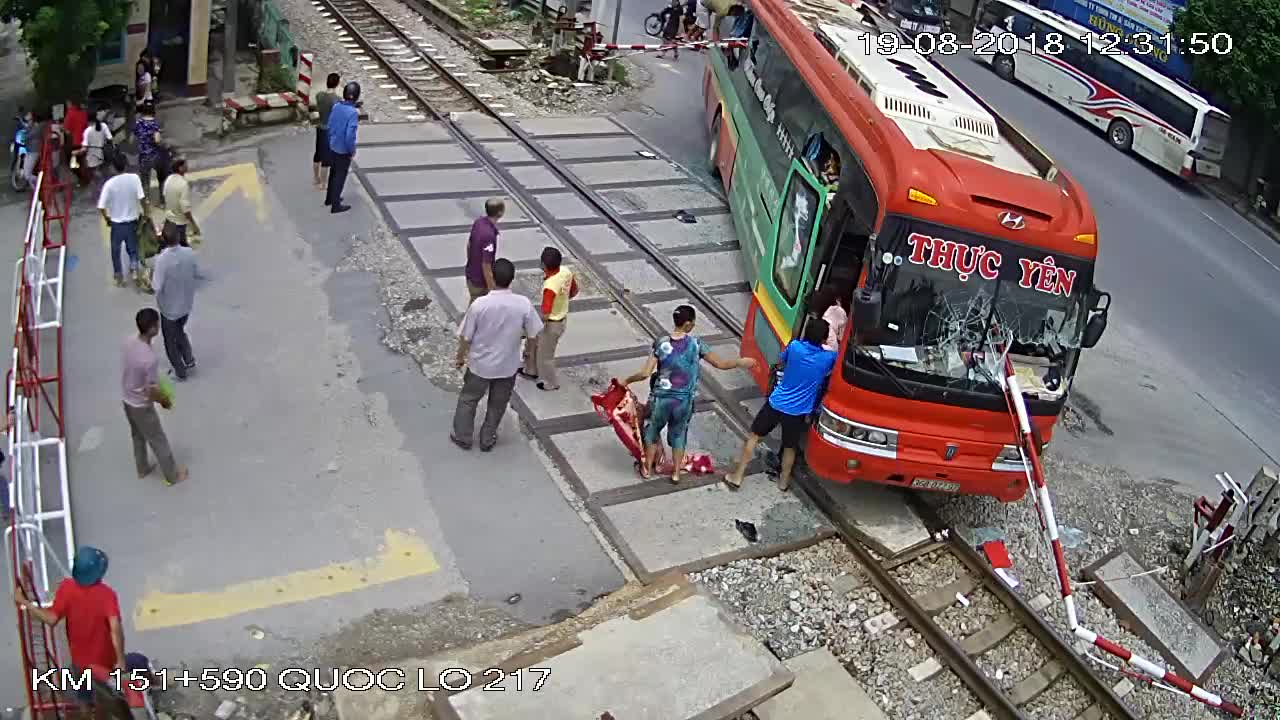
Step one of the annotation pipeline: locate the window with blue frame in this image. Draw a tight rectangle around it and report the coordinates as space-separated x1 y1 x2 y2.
99 28 125 63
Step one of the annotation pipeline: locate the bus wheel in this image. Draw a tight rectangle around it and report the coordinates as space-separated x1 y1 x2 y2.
1107 119 1133 152
708 112 723 178
993 54 1015 81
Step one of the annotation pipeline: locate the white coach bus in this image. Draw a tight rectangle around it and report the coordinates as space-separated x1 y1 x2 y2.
974 0 1230 180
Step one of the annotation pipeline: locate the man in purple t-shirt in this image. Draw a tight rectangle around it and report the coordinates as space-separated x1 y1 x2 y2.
465 198 505 306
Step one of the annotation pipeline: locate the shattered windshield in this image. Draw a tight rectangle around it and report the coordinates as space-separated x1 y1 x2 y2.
855 218 1092 399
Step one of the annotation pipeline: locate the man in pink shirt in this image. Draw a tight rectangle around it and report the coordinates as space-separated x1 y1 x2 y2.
122 308 187 485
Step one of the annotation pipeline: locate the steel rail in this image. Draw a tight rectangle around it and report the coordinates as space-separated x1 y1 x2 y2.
319 1 1133 715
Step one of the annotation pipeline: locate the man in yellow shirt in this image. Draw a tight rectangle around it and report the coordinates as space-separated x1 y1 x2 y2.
520 246 578 391
161 157 200 246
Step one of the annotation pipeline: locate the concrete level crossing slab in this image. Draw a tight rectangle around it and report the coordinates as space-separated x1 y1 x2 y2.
714 290 754 321
516 116 626 137
565 223 633 255
668 250 750 288
641 297 730 338
702 342 762 392
358 122 454 144
599 184 727 216
550 307 650 357
632 214 739 249
361 167 499 198
1083 550 1227 682
536 135 652 160
355 143 473 169
452 111 514 141
567 158 690 185
549 409 735 497
601 258 675 294
808 481 932 558
515 358 663 423
407 226 557 271
755 648 889 720
529 191 601 221
599 476 833 578
477 140 538 165
439 589 792 720
433 267 608 317
505 164 566 191
385 196 529 232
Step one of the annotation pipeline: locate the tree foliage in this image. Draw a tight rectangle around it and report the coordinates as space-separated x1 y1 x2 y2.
1171 0 1280 129
0 0 132 102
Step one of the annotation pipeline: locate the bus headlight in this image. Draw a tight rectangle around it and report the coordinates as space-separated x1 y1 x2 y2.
817 407 898 458
992 444 1025 471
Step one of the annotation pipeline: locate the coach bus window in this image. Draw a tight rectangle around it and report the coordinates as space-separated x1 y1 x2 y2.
774 178 820 304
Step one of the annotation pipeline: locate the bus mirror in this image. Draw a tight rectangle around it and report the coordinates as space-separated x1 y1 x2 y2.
1082 312 1107 349
852 287 882 331
1089 288 1111 313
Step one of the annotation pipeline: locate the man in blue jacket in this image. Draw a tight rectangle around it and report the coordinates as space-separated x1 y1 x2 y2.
724 317 836 491
325 81 361 214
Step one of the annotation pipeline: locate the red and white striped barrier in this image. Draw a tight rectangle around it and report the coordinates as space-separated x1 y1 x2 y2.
297 52 315 106
999 350 1244 717
223 92 305 113
592 38 746 51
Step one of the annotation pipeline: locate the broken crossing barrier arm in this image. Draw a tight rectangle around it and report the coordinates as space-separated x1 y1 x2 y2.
1000 354 1245 717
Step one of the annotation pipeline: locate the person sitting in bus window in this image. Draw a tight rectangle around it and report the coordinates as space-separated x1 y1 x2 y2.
820 153 841 190
724 318 836 492
811 283 850 352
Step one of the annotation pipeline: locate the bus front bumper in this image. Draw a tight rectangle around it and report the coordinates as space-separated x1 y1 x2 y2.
805 428 1029 503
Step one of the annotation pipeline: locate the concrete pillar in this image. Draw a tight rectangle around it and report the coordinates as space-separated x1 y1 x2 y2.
188 0 212 96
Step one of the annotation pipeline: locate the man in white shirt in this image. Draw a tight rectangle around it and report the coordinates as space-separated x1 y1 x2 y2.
97 154 148 288
451 258 543 452
161 156 199 246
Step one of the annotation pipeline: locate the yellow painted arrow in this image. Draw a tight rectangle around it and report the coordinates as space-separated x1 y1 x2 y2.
132 529 440 631
189 162 266 223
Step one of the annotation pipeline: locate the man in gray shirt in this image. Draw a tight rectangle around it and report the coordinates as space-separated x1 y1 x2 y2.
313 73 340 189
152 228 202 379
452 258 542 451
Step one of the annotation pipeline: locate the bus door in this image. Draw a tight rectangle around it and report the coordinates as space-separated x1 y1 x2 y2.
746 159 825 387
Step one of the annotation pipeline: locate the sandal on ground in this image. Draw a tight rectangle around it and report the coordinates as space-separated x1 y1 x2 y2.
536 382 559 391
721 474 742 491
518 368 538 380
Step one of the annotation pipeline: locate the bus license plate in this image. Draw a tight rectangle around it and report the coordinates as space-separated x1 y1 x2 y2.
1196 160 1222 179
912 478 961 493
901 20 920 31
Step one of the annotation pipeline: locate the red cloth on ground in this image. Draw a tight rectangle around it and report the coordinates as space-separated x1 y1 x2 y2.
50 579 121 671
591 379 715 477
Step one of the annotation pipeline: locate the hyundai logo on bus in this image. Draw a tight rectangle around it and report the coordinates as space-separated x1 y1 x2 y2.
906 232 1078 298
998 211 1026 230
944 444 958 461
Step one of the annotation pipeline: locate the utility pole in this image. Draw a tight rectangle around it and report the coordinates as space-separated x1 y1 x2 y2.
610 0 623 44
223 0 239 97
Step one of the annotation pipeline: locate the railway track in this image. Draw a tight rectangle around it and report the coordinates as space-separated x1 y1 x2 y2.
315 0 488 117
316 0 1143 715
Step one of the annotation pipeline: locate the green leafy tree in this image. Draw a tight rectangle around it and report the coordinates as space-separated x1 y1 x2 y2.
0 0 132 102
1171 0 1280 196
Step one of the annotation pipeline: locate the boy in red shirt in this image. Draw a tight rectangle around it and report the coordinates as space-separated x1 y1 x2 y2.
16 546 126 710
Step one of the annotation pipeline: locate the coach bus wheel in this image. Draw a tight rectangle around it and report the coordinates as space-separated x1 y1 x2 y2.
708 112 723 178
1107 119 1133 152
993 54 1015 81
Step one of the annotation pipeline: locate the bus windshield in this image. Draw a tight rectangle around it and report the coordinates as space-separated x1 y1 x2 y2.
853 217 1092 400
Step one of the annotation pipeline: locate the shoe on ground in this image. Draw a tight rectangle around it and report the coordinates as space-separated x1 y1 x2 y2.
331 204 351 214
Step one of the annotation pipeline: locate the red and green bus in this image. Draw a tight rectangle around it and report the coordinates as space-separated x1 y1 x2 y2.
703 0 1111 501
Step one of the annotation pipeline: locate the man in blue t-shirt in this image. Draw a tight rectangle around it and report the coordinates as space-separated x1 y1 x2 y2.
725 317 837 491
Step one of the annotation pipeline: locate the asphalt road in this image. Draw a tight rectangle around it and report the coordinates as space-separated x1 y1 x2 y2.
614 42 1280 492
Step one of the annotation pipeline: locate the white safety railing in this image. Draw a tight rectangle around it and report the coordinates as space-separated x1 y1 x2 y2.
5 169 72 603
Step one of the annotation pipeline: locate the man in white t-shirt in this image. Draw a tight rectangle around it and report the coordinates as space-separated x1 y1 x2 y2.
97 154 148 288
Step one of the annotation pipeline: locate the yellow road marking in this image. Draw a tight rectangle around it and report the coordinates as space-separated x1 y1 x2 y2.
133 529 439 631
188 163 267 222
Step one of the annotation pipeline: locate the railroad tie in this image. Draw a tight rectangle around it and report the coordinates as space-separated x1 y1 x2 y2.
958 614 1018 656
1006 659 1066 705
913 575 979 615
962 711 993 720
907 656 944 683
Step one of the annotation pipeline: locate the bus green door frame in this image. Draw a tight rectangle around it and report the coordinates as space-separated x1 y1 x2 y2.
754 160 826 366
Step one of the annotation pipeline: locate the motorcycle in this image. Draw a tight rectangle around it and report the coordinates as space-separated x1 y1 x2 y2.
9 120 28 192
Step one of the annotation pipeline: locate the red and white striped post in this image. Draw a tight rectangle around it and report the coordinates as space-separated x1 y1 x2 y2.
999 352 1244 717
296 52 315 106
